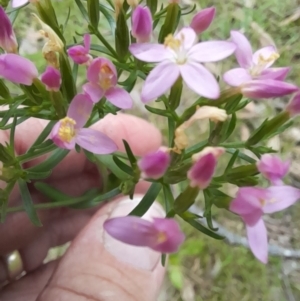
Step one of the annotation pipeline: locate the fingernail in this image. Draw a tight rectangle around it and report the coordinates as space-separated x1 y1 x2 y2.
103 196 165 271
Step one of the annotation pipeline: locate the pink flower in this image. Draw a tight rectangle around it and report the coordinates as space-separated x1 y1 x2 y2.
0 6 18 53
223 31 297 98
286 91 300 116
0 54 38 85
257 154 290 185
138 149 170 179
67 34 92 65
104 216 185 253
190 7 216 35
11 0 29 8
132 5 152 43
129 27 236 102
224 31 290 85
50 93 117 154
41 66 61 91
83 57 133 109
230 186 300 263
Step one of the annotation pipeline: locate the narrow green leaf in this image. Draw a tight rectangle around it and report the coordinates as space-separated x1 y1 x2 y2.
225 148 256 163
129 182 162 216
99 4 116 33
18 179 42 226
145 105 171 117
162 184 174 213
122 140 137 166
224 113 236 140
112 155 134 176
29 121 56 150
74 0 90 22
224 149 239 174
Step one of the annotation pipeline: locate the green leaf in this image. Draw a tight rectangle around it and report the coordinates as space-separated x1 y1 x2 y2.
112 155 134 176
145 105 171 117
162 184 174 213
90 44 113 57
26 149 69 172
168 117 175 148
203 190 218 231
74 0 90 23
99 4 116 33
29 121 56 150
223 113 236 141
122 140 137 166
18 179 42 226
224 149 239 174
26 170 52 180
129 182 162 216
180 215 224 240
225 148 256 164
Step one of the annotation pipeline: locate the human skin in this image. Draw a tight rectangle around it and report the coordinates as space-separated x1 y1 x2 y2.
0 113 166 301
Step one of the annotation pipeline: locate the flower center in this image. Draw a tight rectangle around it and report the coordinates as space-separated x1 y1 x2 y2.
156 231 167 243
58 117 76 143
99 64 114 90
250 51 280 76
164 34 187 64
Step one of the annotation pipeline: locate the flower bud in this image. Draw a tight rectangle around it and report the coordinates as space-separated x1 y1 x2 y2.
0 54 38 85
104 216 185 253
41 66 61 91
188 147 224 189
67 34 92 65
286 92 300 116
190 7 216 35
131 6 152 43
138 149 170 179
257 154 290 185
0 6 18 53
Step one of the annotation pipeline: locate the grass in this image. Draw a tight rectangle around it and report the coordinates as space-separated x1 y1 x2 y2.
13 0 300 300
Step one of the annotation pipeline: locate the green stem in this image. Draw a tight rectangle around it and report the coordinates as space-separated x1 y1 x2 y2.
93 28 118 59
18 144 57 163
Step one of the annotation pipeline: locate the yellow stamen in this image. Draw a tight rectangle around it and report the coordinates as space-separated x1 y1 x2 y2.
58 117 76 143
164 34 181 51
258 52 280 65
99 64 114 90
157 232 167 243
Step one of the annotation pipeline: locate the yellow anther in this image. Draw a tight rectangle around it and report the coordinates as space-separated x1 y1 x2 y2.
164 34 181 50
157 232 167 243
258 52 279 65
99 64 114 90
58 117 76 143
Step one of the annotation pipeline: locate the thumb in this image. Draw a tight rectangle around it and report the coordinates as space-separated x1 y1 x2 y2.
37 197 166 301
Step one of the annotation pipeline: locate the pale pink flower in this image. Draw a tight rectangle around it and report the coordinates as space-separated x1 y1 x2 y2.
190 7 216 35
223 31 298 98
129 27 236 102
83 57 133 109
132 5 152 43
11 0 38 7
138 149 170 179
230 186 300 263
104 216 185 253
0 54 38 85
41 66 61 91
67 34 92 65
0 6 18 53
50 94 117 154
257 154 290 185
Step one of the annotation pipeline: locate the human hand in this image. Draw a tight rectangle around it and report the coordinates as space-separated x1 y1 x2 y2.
0 113 166 301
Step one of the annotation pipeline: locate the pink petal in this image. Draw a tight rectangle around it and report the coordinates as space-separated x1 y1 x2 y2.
41 66 61 91
105 87 133 109
138 150 171 179
180 62 219 99
141 62 180 103
286 92 300 116
131 6 153 43
188 41 236 62
223 68 252 86
67 94 94 128
263 186 300 214
84 34 91 51
190 7 216 35
0 54 38 85
252 46 277 69
230 187 265 226
246 219 268 264
151 218 185 253
230 30 253 68
11 0 28 7
175 27 197 50
83 82 104 103
76 128 117 154
129 43 171 62
241 79 298 99
67 45 90 64
87 57 117 85
257 154 290 185
258 67 290 81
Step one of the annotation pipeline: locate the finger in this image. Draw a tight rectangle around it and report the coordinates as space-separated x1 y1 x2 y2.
37 197 166 301
0 260 59 301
